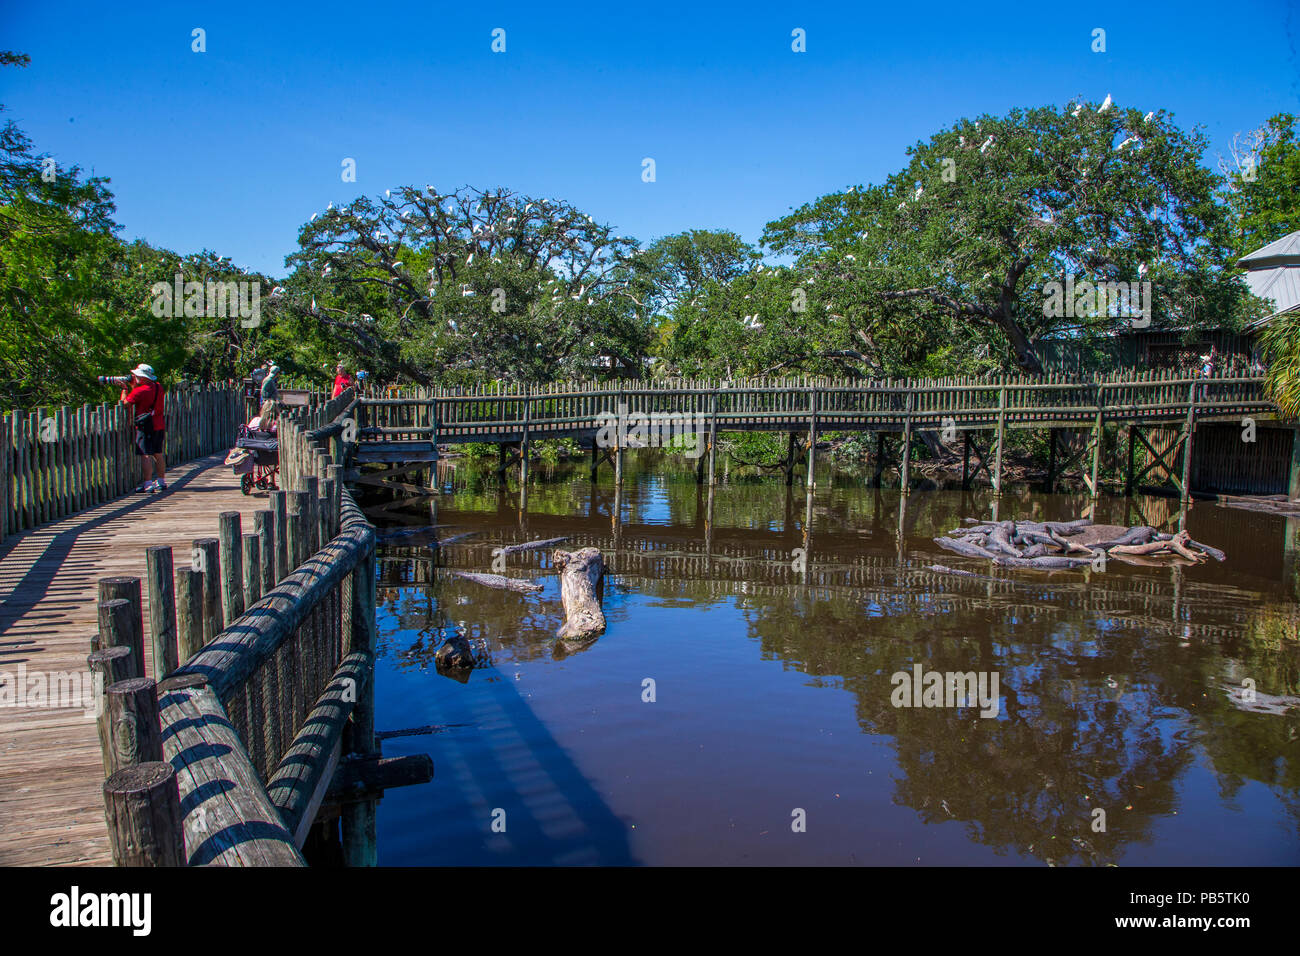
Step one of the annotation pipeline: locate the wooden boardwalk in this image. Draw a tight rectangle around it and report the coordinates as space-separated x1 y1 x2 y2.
0 455 271 866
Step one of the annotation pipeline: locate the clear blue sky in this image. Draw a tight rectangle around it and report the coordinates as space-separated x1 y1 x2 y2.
2 1 1296 278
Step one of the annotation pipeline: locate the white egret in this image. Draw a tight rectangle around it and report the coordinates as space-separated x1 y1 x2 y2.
1098 94 1112 113
980 136 994 154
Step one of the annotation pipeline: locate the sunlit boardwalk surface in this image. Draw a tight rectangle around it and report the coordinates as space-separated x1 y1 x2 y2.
0 456 268 866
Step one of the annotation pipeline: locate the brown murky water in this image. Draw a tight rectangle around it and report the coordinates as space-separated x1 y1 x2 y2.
365 453 1300 865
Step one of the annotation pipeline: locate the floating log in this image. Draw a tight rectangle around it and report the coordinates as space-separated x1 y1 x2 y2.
446 570 542 592
553 548 606 642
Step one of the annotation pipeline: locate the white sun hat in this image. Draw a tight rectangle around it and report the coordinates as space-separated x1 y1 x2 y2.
131 364 158 380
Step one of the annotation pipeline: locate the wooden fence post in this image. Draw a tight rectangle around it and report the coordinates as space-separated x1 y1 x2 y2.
192 538 222 642
145 547 177 681
270 490 288 581
97 677 164 776
218 511 244 623
242 533 262 608
175 567 204 664
254 509 275 595
103 762 185 867
98 577 143 665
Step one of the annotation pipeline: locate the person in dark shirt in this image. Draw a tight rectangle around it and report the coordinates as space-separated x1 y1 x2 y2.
120 363 167 492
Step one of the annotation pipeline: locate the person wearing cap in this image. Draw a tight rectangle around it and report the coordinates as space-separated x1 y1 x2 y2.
120 364 167 492
331 362 354 399
260 364 280 403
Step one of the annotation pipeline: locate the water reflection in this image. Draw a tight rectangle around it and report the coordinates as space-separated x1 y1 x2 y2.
370 453 1300 865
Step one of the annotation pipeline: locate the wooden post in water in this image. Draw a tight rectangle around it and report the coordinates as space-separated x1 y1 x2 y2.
102 762 185 867
341 536 378 866
519 396 531 487
992 383 1007 497
1088 387 1105 500
145 547 177 681
1125 424 1137 497
900 392 914 495
961 432 972 490
192 538 222 642
174 567 204 664
806 388 817 491
707 391 718 487
1179 380 1197 528
218 512 245 624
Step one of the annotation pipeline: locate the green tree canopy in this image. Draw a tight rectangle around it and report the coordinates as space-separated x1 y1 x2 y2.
272 186 653 387
764 102 1254 375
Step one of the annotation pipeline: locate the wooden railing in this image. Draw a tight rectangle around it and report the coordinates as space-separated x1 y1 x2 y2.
1 386 242 544
356 370 1276 444
91 390 379 866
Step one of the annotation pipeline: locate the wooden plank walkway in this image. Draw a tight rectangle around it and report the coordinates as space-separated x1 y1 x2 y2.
0 455 272 866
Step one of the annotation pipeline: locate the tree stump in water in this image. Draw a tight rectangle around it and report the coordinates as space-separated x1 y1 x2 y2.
553 548 605 642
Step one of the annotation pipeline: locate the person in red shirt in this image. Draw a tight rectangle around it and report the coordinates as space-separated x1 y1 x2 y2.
331 363 354 398
120 363 167 492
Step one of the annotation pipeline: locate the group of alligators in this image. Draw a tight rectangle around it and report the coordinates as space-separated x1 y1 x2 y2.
935 517 1225 570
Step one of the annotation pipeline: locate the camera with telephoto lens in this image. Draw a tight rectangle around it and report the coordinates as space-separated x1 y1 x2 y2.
97 375 131 387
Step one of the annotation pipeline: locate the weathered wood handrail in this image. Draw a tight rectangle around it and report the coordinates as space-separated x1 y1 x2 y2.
354 371 1276 446
94 389 380 866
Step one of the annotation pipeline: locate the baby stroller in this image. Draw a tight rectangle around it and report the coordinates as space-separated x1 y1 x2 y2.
226 423 280 495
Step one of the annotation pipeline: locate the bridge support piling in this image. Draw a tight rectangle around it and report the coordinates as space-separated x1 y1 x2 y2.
992 384 1007 498
1125 425 1136 496
900 393 914 496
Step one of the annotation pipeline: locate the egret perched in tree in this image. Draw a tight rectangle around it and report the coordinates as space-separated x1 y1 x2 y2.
310 213 318 222
980 136 994 154
1071 103 1083 118
1098 94 1113 112
393 261 403 268
1143 111 1154 123
327 202 334 210
914 184 923 200
1115 137 1137 151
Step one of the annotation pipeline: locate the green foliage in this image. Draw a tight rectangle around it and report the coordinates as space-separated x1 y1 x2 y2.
762 102 1254 375
1224 114 1300 260
272 186 653 388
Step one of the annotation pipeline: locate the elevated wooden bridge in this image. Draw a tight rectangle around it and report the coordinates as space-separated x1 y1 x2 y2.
355 371 1284 500
0 369 1288 866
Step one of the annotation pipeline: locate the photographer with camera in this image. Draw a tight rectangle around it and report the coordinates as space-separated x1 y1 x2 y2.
117 363 167 493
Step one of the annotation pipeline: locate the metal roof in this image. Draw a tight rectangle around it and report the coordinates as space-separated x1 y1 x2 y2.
1236 229 1300 270
1238 230 1300 328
